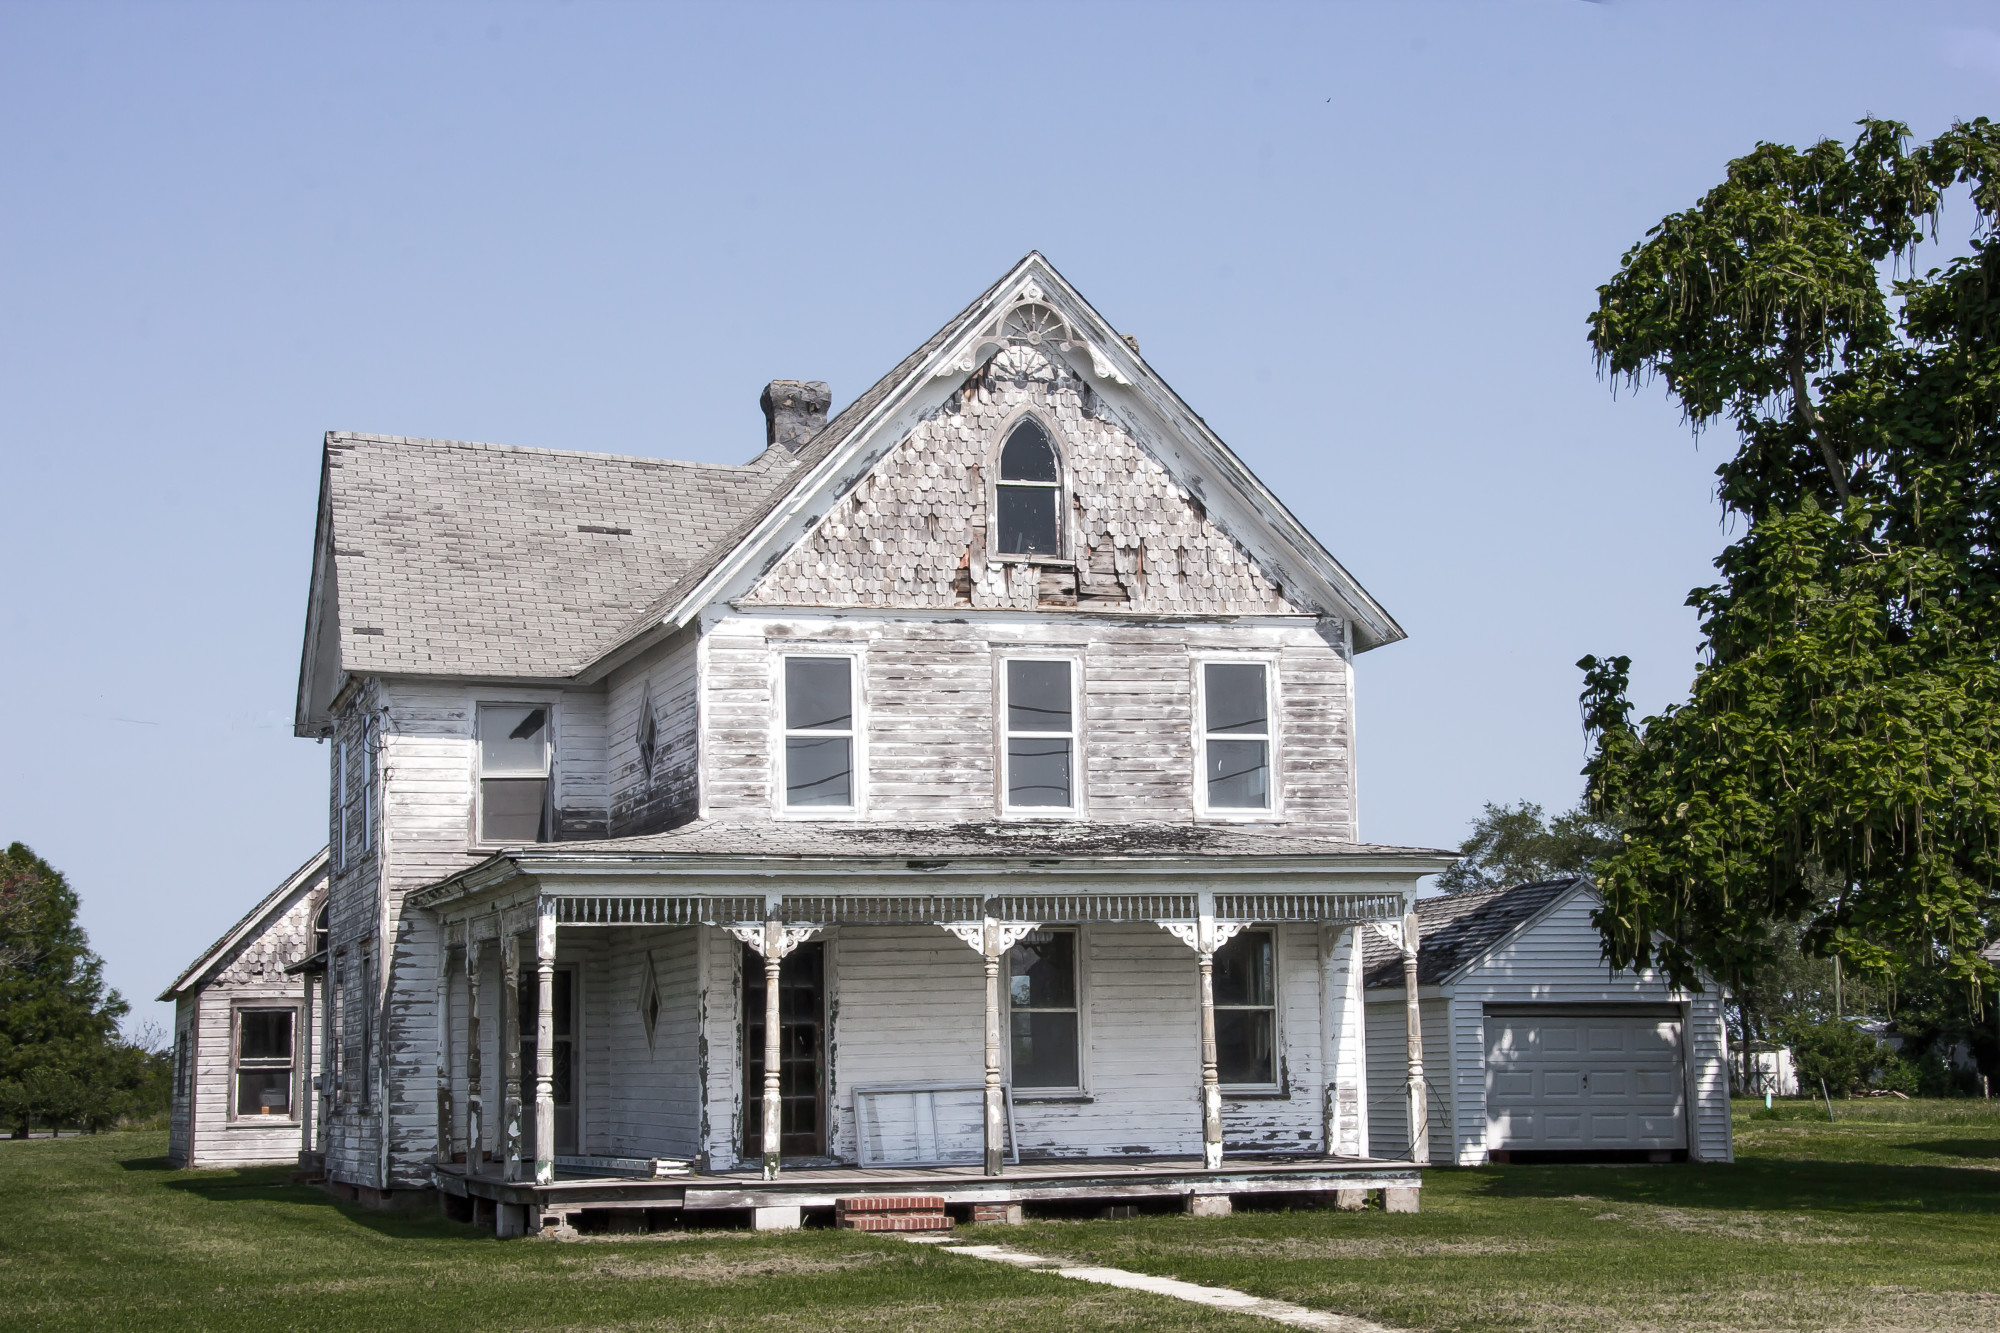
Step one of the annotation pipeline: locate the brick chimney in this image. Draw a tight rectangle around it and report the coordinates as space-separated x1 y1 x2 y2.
761 380 832 453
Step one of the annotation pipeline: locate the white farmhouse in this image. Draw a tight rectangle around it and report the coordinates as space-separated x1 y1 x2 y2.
1364 876 1733 1166
293 255 1461 1233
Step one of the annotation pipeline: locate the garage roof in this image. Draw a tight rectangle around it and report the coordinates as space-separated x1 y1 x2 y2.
1362 876 1589 989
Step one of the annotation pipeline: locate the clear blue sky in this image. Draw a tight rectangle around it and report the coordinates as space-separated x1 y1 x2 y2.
3 1 1994 1031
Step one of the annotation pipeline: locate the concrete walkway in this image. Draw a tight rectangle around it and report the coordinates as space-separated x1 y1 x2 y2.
905 1235 1399 1332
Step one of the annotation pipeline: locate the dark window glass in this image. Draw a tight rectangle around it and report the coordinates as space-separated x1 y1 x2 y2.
1204 664 1268 734
1006 660 1073 807
1204 663 1270 809
236 1070 292 1117
997 419 1061 555
240 1009 293 1062
480 778 549 841
785 736 853 807
999 419 1059 482
997 487 1059 555
1008 930 1079 1088
1213 930 1276 1085
785 658 852 732
1007 661 1071 732
784 658 854 808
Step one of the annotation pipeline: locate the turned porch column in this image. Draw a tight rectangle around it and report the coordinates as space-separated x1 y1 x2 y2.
500 930 522 1180
465 928 484 1166
533 900 557 1187
727 918 821 1182
434 927 453 1165
1158 895 1245 1171
940 917 1037 1176
1401 909 1429 1165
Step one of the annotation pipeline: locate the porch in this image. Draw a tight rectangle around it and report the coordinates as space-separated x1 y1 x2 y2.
433 1152 1424 1235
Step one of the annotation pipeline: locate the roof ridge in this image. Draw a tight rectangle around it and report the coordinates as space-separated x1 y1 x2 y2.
326 430 774 473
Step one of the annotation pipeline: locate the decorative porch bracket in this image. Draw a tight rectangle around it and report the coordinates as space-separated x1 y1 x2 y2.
725 918 825 1182
940 918 1040 1176
1158 893 1249 1171
1371 914 1428 1164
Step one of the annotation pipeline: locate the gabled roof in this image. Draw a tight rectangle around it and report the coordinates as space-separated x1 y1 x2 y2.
1362 876 1591 989
158 848 330 1001
297 253 1406 728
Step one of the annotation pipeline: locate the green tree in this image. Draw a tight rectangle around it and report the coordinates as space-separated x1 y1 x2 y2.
1783 1016 1883 1097
1436 801 1621 895
0 844 128 1136
1578 118 2000 1004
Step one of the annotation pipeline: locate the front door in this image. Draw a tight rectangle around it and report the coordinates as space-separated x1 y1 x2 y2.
742 941 826 1159
518 964 578 1158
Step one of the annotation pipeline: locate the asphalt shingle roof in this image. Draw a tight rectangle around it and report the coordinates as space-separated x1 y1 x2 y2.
1362 876 1588 989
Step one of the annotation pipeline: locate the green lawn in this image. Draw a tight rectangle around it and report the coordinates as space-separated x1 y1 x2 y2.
2 1101 1996 1332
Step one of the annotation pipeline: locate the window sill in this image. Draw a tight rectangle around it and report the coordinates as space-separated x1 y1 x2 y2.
1194 812 1287 825
1014 1094 1093 1105
1221 1089 1289 1101
225 1118 301 1128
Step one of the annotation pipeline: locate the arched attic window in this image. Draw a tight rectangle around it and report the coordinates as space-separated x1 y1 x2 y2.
312 904 328 957
996 418 1062 557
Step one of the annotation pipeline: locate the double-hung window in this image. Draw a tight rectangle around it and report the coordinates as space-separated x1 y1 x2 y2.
478 705 551 842
235 1008 295 1117
1004 659 1075 810
1202 662 1272 811
996 418 1061 556
783 657 854 809
1213 929 1277 1086
360 717 374 850
334 738 349 869
1008 929 1080 1091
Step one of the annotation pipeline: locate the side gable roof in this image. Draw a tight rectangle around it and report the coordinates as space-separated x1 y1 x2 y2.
159 848 330 1001
1362 876 1591 989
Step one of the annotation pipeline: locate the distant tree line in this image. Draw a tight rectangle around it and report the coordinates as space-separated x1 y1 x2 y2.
0 844 170 1136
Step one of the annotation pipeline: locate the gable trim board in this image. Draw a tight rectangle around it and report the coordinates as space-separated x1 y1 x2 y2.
1363 879 1733 1166
295 253 1403 737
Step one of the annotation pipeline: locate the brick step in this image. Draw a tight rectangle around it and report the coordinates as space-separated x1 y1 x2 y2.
838 1213 954 1232
836 1194 948 1215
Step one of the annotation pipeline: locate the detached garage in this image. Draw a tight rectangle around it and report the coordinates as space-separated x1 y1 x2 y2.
1363 876 1732 1166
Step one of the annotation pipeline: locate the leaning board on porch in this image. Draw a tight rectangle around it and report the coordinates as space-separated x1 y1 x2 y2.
853 1082 1018 1167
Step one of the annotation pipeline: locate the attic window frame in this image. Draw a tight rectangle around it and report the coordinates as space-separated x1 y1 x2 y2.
991 412 1066 561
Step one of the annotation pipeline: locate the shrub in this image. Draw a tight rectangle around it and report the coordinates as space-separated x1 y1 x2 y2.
1783 1017 1881 1096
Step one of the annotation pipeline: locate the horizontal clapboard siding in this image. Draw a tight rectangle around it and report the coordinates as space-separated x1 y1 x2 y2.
1365 997 1452 1162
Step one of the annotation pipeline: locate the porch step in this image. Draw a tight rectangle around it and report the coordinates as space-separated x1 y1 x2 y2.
835 1194 953 1232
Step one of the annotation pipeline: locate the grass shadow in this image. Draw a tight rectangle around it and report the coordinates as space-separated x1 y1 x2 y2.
1459 1158 2000 1216
115 1155 176 1172
1895 1137 2000 1161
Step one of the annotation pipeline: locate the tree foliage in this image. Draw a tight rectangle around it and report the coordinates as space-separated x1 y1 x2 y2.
1436 801 1622 895
0 843 154 1135
1580 117 2000 999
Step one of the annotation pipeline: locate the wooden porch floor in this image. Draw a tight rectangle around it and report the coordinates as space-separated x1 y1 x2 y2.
435 1154 1422 1213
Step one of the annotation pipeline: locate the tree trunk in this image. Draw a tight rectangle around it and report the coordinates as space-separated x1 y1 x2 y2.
1788 350 1851 503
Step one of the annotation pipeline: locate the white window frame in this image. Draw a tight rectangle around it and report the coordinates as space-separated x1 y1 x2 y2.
1003 925 1091 1098
360 716 374 853
994 649 1086 818
473 699 558 848
1216 926 1283 1095
333 736 349 870
1191 654 1283 821
229 1001 302 1123
771 648 867 819
989 409 1067 560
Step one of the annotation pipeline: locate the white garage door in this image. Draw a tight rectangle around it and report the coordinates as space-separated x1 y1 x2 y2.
1485 1006 1686 1152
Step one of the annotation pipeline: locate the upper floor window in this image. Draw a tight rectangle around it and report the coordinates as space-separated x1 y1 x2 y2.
783 657 854 808
478 704 550 842
1004 659 1075 810
996 418 1061 556
1202 663 1271 811
312 904 328 957
360 718 374 848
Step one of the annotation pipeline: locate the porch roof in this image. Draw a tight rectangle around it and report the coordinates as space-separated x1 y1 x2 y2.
408 819 1456 920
